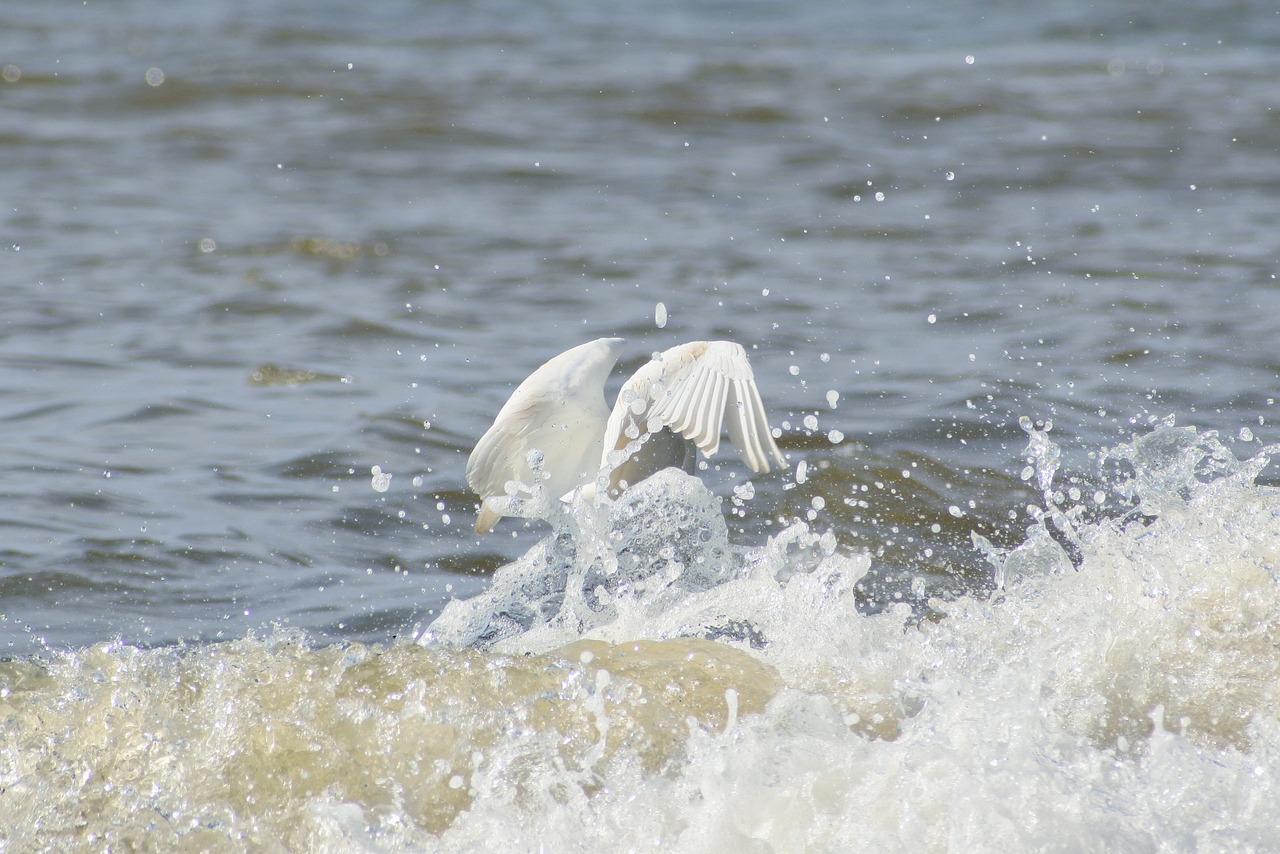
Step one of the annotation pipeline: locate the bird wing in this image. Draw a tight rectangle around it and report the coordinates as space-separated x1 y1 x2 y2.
467 394 611 532
466 338 623 532
605 341 785 473
465 394 544 500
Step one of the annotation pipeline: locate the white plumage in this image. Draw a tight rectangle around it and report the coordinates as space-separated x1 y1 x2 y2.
465 338 785 533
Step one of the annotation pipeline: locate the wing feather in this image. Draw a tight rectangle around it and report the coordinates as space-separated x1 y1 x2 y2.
677 362 716 441
605 340 784 476
650 355 701 432
725 379 752 465
699 371 729 455
725 374 784 472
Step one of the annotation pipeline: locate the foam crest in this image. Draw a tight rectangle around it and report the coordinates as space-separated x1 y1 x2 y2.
430 421 1280 848
422 468 852 653
7 421 1280 848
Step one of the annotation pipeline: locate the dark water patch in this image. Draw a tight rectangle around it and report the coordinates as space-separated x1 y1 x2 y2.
78 537 183 572
431 552 508 578
202 296 322 321
267 451 359 480
96 401 211 424
316 605 425 642
315 316 419 341
0 568 123 598
362 413 436 449
326 504 420 538
210 489 333 509
0 401 80 424
163 544 266 570
0 354 121 373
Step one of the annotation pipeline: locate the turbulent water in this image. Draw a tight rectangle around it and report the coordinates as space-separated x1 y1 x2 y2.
4 0 1280 850
7 426 1280 850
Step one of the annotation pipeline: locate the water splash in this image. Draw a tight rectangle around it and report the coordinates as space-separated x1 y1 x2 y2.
975 416 1076 590
422 468 850 652
7 420 1280 849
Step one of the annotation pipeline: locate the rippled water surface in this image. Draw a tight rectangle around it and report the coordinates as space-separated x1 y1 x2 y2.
3 0 1280 849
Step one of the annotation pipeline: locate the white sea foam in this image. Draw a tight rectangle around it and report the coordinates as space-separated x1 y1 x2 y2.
5 420 1280 850
427 419 1280 849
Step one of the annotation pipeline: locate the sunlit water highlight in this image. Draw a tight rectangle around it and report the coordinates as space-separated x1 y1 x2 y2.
5 422 1280 850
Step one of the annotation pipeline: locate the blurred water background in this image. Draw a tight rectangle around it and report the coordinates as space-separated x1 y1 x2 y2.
3 0 1280 849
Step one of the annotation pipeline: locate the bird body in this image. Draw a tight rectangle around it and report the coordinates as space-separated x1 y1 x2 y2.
466 338 784 532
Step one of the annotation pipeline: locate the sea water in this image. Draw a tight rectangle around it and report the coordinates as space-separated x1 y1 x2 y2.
3 0 1280 849
5 422 1280 850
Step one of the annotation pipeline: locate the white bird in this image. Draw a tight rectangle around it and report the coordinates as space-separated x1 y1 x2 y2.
466 338 785 533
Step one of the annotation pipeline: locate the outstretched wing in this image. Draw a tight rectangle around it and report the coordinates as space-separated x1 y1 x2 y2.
604 340 785 474
466 338 624 532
